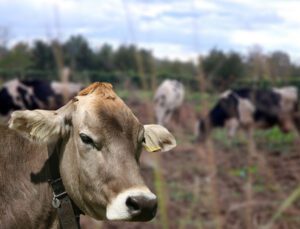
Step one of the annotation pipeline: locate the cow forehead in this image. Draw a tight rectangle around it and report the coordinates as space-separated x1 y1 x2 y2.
74 92 141 133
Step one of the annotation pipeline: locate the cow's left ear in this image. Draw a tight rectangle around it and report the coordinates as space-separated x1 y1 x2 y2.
143 124 176 152
8 100 74 143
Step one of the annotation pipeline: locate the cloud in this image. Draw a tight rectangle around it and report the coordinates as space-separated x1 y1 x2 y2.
140 41 198 61
1 0 300 63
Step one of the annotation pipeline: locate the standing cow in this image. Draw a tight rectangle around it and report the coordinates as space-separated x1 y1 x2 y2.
197 86 299 141
154 79 185 125
0 82 176 228
0 79 82 122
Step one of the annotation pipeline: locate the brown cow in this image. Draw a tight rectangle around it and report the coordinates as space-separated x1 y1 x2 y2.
0 82 176 228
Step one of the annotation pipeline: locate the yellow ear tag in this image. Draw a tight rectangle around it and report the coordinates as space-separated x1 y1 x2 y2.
143 144 161 152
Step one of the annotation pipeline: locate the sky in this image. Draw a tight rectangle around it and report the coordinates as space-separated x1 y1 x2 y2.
1 0 300 63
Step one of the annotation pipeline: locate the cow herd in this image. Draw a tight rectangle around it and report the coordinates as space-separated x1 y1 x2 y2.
0 77 299 228
197 86 300 141
153 80 300 141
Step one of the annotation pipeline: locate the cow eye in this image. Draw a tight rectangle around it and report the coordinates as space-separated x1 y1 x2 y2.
79 133 95 146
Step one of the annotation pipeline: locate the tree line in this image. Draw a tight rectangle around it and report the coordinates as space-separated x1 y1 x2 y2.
0 35 300 91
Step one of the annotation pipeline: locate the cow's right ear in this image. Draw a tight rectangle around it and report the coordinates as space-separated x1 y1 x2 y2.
8 101 74 143
143 124 176 153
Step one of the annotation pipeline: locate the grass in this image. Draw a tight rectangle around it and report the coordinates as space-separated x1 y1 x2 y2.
228 165 258 179
211 127 297 153
262 186 300 229
255 127 296 153
116 88 154 101
185 90 218 114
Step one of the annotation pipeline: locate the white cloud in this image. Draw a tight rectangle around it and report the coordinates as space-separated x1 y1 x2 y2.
2 0 300 63
140 41 198 62
225 0 300 62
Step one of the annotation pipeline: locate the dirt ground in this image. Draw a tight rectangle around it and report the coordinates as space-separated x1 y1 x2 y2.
81 101 300 229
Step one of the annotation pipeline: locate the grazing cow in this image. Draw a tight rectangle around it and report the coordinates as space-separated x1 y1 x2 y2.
154 79 185 125
0 79 82 122
197 86 299 141
0 82 176 228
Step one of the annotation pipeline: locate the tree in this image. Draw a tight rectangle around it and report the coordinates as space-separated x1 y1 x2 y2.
202 49 244 90
246 45 270 80
268 51 291 80
113 45 138 72
137 48 153 74
31 40 55 70
94 44 114 71
0 27 9 60
0 42 32 75
291 64 300 76
63 35 94 70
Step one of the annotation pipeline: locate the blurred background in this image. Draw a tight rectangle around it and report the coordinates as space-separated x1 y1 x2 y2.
1 0 300 228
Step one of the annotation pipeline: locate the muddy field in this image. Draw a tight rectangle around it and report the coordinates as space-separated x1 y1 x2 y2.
82 99 300 229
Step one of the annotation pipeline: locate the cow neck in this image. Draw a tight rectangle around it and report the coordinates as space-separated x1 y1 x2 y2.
47 140 82 229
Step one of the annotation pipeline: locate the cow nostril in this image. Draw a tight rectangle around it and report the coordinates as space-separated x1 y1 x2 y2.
126 197 140 212
153 202 158 212
126 196 158 221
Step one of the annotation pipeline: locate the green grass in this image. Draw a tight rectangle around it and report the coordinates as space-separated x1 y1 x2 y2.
115 89 131 100
254 127 296 153
211 127 297 153
115 89 154 101
228 165 258 179
186 91 219 113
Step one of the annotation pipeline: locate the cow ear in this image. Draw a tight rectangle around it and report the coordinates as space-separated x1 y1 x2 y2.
8 101 74 142
143 124 176 153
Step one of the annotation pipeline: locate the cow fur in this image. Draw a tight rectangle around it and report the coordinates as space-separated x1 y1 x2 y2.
0 125 57 228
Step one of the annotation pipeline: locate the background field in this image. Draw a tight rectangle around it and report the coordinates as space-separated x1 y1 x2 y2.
1 44 300 228
78 90 300 229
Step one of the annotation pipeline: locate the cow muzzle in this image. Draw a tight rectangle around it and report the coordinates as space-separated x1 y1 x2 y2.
106 187 157 221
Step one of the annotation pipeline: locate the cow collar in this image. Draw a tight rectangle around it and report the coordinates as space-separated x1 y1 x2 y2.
47 142 83 229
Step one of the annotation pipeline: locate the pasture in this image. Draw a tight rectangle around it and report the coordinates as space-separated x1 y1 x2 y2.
0 78 299 228
92 89 300 229
1 1 300 228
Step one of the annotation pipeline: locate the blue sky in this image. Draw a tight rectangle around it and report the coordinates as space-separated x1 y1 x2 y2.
1 0 300 63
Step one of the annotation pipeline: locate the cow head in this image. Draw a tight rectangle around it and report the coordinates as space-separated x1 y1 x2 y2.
8 82 176 221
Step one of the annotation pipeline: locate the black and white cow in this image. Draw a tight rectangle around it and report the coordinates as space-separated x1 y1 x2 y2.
154 79 185 125
0 79 82 121
197 86 299 141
